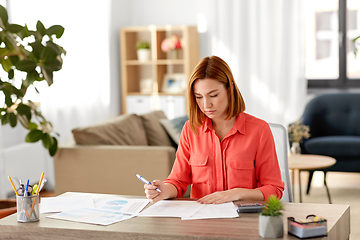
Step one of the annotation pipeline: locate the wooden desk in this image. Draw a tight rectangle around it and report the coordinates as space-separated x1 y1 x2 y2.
0 192 350 240
288 154 336 203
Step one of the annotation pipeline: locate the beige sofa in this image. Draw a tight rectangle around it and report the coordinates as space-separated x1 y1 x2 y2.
54 111 188 196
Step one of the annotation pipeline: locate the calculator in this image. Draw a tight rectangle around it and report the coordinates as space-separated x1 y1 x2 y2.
236 203 265 213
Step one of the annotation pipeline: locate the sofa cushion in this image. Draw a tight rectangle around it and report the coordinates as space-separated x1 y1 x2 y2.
140 111 173 146
304 136 360 157
72 114 148 145
160 115 189 145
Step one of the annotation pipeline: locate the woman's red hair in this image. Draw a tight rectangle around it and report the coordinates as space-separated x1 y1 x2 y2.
188 56 246 134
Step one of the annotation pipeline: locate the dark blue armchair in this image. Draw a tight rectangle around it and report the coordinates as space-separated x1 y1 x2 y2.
297 93 360 196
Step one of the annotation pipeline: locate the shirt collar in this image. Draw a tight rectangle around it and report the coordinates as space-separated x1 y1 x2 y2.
202 112 247 135
203 117 212 133
234 112 246 135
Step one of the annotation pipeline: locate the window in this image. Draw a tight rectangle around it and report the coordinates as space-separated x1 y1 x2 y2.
305 0 360 89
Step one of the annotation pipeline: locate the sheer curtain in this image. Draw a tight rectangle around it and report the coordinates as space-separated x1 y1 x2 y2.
197 0 307 126
8 0 116 144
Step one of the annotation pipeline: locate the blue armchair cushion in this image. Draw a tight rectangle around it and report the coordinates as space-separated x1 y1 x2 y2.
304 136 360 157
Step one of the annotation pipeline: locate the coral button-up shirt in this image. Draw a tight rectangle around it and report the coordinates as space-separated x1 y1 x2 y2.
164 112 284 200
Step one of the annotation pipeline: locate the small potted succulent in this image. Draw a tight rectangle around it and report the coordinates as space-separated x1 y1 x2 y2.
259 195 284 238
136 40 150 62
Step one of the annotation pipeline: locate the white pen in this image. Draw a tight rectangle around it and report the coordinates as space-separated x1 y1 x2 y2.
136 174 161 192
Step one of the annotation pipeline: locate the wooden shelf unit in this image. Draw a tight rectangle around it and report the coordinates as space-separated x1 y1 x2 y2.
120 25 200 116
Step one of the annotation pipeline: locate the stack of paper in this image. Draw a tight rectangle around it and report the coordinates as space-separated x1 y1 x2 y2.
138 200 239 220
42 196 149 226
42 197 239 225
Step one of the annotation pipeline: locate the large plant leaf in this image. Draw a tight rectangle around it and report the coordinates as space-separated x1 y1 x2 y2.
0 5 8 29
9 55 19 66
41 65 54 85
29 41 43 60
42 133 52 149
16 103 32 121
25 129 44 142
28 122 38 130
49 137 58 156
42 45 57 61
7 24 24 33
15 59 37 72
18 24 31 40
25 70 40 84
0 47 8 56
36 21 46 37
8 69 14 79
47 25 64 39
44 58 62 71
8 112 17 127
0 57 12 72
46 41 65 56
1 112 8 125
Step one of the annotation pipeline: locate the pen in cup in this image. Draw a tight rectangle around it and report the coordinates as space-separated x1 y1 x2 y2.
136 174 161 192
24 179 29 196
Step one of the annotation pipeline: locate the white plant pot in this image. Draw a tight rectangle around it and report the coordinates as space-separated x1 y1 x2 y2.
137 49 150 61
259 215 284 238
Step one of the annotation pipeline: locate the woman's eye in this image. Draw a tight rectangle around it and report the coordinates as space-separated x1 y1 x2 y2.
195 96 202 99
210 94 218 98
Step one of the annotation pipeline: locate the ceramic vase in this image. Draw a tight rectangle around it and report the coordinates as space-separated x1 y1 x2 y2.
259 215 284 238
137 49 150 62
290 142 301 163
170 49 179 59
290 142 301 155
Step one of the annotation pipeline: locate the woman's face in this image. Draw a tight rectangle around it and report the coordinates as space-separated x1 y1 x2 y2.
193 78 229 121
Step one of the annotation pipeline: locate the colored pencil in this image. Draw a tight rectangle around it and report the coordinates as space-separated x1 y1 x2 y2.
29 172 44 216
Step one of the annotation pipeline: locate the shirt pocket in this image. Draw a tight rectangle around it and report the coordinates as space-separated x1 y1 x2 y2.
189 156 209 184
228 158 255 189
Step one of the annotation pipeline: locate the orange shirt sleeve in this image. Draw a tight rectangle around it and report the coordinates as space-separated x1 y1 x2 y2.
254 123 284 200
164 121 192 198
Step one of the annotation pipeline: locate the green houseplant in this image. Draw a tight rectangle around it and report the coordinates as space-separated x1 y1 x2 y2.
353 35 359 57
0 5 66 156
136 40 150 62
259 195 284 238
136 40 150 50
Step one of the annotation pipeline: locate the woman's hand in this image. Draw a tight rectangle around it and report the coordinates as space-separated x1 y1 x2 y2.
144 180 178 203
197 188 264 204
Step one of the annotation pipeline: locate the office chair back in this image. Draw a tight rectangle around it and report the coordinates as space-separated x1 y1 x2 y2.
269 123 293 202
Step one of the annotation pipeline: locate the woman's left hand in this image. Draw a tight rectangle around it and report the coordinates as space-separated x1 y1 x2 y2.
197 189 240 204
197 188 264 204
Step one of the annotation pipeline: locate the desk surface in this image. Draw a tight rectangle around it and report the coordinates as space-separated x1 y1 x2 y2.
0 192 350 240
288 154 336 170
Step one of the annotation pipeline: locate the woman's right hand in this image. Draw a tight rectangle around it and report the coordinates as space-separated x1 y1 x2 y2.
144 180 165 202
144 180 177 203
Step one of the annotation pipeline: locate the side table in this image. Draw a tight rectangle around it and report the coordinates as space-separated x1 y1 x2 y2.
288 154 336 203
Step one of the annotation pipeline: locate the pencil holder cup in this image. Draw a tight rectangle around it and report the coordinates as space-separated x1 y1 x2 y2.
16 195 40 222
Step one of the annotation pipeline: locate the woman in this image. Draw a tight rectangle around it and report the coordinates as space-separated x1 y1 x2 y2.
144 56 284 204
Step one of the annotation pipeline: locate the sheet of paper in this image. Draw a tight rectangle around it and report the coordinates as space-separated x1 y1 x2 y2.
40 196 95 213
94 197 149 214
47 208 134 226
181 202 239 220
138 200 206 218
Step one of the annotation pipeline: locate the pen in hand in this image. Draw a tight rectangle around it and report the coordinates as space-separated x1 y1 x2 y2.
136 174 161 193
